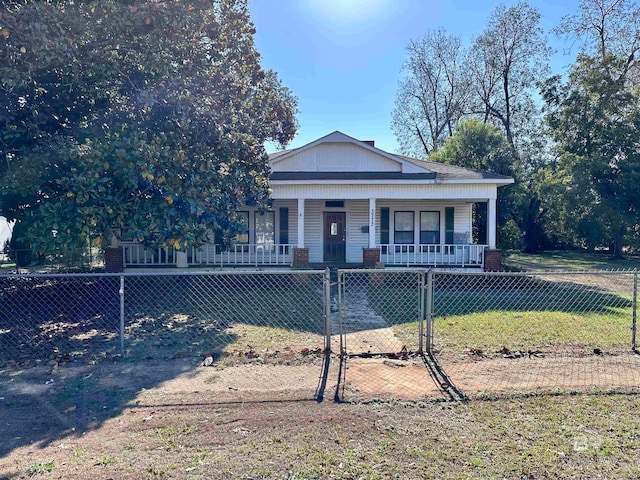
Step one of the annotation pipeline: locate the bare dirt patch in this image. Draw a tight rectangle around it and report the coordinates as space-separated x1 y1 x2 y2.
339 349 640 401
343 358 444 400
440 351 640 396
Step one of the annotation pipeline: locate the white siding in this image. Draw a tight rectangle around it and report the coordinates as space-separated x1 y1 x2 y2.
346 200 368 263
304 200 323 263
454 204 472 243
272 143 402 173
271 183 498 201
272 200 297 245
301 200 368 263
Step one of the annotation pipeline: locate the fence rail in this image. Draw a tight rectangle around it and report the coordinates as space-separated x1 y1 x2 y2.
1 268 639 402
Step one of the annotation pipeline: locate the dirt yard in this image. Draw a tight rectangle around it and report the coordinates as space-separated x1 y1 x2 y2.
2 354 640 479
3 342 640 479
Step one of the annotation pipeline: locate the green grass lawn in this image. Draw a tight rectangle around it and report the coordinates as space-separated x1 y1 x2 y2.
432 309 633 352
394 306 633 353
504 250 640 271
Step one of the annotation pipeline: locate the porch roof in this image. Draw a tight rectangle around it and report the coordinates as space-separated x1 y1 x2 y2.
270 171 436 180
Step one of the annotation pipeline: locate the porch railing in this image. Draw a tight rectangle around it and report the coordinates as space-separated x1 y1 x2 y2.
190 244 294 267
122 242 295 268
122 242 177 266
379 244 486 268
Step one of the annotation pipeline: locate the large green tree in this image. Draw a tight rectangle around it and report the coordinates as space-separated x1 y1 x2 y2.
430 119 521 248
543 54 640 257
0 0 297 253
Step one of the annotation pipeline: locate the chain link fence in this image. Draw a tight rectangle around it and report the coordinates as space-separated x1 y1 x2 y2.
1 270 330 401
430 270 640 399
336 269 428 402
2 268 639 403
333 268 639 402
0 247 104 273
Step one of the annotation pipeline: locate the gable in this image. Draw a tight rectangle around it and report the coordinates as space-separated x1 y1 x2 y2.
271 142 403 173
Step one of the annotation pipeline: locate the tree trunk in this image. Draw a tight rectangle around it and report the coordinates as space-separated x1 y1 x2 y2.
611 223 626 259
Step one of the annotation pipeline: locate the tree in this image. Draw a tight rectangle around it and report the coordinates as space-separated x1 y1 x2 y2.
543 54 640 258
555 0 640 76
430 119 521 248
392 29 469 157
468 1 551 150
0 0 297 254
391 3 554 252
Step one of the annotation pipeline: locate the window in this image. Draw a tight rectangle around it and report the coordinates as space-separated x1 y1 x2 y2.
325 200 344 208
279 207 289 244
380 208 389 244
420 211 440 244
394 211 414 244
255 211 274 251
235 211 249 244
445 207 454 244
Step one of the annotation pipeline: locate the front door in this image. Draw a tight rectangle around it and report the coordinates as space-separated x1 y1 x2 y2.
323 212 346 262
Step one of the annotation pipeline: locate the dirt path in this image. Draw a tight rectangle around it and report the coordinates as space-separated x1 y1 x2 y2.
332 282 405 354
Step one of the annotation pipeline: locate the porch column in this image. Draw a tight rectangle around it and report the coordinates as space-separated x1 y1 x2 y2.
293 198 309 268
487 197 497 249
368 198 376 248
297 198 305 248
363 198 381 267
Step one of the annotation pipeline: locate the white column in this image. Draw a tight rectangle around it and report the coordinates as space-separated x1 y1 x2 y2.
487 198 497 249
297 198 305 248
368 198 376 248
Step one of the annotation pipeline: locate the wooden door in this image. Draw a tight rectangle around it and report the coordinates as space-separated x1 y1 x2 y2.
323 212 346 262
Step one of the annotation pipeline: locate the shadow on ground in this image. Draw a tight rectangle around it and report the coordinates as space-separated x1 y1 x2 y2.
0 271 329 462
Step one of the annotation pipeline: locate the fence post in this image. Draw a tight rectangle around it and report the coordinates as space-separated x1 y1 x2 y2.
418 271 425 353
425 269 434 354
633 270 638 351
324 268 331 353
337 270 344 355
119 275 125 357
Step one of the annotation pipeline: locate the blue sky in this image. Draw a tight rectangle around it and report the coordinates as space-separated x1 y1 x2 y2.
250 0 582 153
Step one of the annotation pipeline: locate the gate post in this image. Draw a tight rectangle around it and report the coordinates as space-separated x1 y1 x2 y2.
337 270 345 355
633 270 638 351
324 268 331 353
425 269 434 354
419 271 425 353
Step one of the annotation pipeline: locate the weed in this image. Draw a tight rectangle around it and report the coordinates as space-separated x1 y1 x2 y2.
72 447 85 458
27 461 55 475
94 455 115 466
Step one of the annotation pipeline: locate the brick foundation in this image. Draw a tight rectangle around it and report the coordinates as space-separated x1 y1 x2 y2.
363 248 381 268
292 248 310 268
105 247 124 273
484 249 503 272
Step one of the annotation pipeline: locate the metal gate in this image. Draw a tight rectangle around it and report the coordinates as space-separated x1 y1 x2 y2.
336 269 428 401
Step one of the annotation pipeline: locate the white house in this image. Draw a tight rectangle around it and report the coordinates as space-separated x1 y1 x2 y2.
119 131 514 271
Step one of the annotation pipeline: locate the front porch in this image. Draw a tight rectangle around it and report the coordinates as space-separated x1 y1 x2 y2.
120 197 497 270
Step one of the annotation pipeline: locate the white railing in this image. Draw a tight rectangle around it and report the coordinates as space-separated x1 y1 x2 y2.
122 242 295 268
122 242 178 266
190 244 295 267
379 244 486 268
